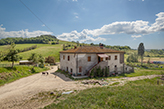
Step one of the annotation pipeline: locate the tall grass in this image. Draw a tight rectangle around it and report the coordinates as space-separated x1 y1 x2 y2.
0 65 49 86
44 77 164 109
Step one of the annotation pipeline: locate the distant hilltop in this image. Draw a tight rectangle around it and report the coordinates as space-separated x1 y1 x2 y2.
0 35 57 45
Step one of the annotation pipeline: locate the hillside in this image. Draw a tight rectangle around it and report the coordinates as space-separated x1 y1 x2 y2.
0 35 57 45
0 35 163 63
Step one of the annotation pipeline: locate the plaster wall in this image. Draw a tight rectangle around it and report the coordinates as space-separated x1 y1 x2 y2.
60 53 76 75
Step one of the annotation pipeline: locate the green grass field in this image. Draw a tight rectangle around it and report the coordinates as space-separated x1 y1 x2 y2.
18 44 62 62
0 41 78 62
0 66 49 86
43 77 164 109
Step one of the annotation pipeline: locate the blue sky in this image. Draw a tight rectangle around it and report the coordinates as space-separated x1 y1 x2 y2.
0 0 164 49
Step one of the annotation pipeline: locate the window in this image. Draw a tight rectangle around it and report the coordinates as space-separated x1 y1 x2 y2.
115 65 117 68
67 67 68 72
109 56 111 60
115 55 117 60
106 57 108 60
79 66 82 72
88 56 91 62
63 55 65 60
68 55 70 61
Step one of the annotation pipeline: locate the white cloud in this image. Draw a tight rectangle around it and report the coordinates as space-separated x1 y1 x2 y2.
42 24 45 27
74 12 78 15
131 35 142 38
142 0 144 1
73 12 79 19
72 0 77 2
58 12 164 42
0 25 53 39
131 35 142 40
80 36 106 43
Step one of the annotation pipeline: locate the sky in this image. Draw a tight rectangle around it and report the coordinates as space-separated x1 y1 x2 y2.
0 0 164 49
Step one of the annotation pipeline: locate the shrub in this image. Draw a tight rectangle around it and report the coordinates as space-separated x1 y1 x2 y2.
45 56 55 64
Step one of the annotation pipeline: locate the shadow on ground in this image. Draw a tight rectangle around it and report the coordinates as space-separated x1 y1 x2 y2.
51 72 73 81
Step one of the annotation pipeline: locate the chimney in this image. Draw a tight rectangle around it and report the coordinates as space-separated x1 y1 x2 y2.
99 43 103 49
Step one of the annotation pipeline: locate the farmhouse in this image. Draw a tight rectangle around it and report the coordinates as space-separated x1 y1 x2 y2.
60 45 133 76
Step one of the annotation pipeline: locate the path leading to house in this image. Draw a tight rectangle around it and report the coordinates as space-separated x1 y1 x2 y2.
0 66 88 109
0 66 161 109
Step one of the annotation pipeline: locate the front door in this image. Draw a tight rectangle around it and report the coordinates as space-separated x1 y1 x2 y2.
98 56 100 63
115 65 117 73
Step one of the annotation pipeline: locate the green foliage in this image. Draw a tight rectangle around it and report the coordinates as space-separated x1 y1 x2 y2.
17 45 37 53
38 54 45 65
90 43 131 50
0 51 5 62
44 78 164 109
28 53 39 64
28 53 44 69
149 49 164 55
63 44 66 50
0 66 48 86
110 82 120 86
0 35 56 45
45 56 55 64
138 43 145 65
90 66 110 78
4 43 22 68
127 53 138 62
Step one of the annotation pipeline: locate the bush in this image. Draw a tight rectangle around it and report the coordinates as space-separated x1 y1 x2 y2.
45 56 55 64
127 53 138 63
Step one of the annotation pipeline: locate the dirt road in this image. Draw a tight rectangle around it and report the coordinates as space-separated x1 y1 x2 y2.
0 66 87 109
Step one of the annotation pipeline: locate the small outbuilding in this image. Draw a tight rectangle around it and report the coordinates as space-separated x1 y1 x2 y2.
19 60 33 65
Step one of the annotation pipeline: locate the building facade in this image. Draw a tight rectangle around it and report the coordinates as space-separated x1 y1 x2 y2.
60 46 133 76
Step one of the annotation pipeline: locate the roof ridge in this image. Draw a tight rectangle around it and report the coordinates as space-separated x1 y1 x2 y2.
60 46 125 53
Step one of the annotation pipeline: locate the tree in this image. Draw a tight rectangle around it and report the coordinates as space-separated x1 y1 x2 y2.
63 44 66 50
38 54 44 65
45 56 55 64
138 43 145 65
5 43 22 68
28 53 39 70
76 41 79 46
127 53 138 63
28 53 44 70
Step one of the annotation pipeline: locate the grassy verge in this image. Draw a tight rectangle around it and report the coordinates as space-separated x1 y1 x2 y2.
0 65 49 86
118 69 164 77
43 77 164 109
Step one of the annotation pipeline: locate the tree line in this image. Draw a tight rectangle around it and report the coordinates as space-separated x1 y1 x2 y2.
149 49 164 55
0 35 57 45
17 45 37 53
90 43 131 50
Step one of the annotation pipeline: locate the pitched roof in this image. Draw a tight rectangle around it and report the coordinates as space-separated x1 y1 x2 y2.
60 46 125 54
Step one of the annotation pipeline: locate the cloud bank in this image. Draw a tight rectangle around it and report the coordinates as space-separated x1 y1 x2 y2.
0 24 53 39
1 12 164 43
58 12 164 42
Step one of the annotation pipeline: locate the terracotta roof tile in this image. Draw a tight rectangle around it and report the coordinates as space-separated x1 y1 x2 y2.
60 46 125 53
